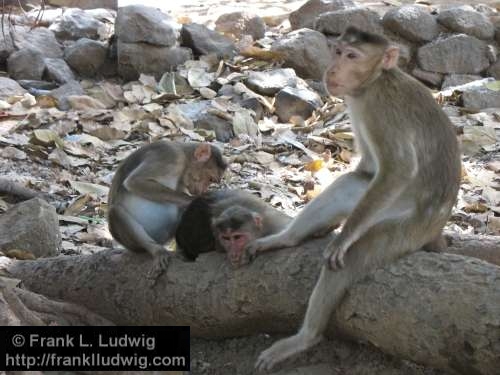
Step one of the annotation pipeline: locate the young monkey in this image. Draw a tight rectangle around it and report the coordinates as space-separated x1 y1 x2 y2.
108 141 226 279
248 27 461 370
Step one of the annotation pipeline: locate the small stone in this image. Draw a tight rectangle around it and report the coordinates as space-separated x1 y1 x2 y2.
199 87 217 99
246 68 297 96
49 80 85 110
195 113 233 142
275 86 323 123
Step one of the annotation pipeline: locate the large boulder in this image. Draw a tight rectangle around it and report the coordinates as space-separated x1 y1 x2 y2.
289 0 356 30
382 5 440 43
437 6 495 40
14 27 63 58
417 34 490 74
49 8 105 40
0 198 61 258
64 38 107 77
181 23 236 58
314 7 383 35
7 49 45 80
118 41 192 81
115 5 178 46
271 29 331 80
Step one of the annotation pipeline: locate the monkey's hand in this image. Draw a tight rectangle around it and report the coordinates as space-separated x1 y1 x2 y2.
323 237 349 271
245 233 291 258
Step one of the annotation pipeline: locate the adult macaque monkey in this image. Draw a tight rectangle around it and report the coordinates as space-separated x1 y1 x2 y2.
108 141 226 278
249 26 461 370
176 190 291 267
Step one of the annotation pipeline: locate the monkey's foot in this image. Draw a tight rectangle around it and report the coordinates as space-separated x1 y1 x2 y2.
255 333 322 372
147 252 170 284
323 240 349 271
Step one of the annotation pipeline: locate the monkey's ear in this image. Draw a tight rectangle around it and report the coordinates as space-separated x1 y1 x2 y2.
194 143 212 162
252 213 263 229
382 46 399 70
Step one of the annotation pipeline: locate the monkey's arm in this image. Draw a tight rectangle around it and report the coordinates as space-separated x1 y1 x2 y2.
124 161 193 206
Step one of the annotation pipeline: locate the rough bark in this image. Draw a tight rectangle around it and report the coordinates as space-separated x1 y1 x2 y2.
1 235 499 375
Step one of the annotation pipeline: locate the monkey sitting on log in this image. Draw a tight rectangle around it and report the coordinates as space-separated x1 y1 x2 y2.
108 141 227 278
175 190 291 268
245 26 461 371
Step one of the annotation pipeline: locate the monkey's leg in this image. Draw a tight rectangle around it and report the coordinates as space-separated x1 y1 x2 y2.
248 172 370 254
108 205 171 278
256 223 415 371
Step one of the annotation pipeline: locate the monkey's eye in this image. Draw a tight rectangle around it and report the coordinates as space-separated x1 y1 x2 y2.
233 235 244 241
335 48 342 56
347 52 358 59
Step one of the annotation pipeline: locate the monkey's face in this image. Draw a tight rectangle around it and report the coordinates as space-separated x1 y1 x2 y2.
324 42 384 97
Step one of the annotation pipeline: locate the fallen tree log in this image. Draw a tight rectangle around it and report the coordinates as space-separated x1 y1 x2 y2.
2 235 500 375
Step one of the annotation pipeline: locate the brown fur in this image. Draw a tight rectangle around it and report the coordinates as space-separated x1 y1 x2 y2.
249 27 461 371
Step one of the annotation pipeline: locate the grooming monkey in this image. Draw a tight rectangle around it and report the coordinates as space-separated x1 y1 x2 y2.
176 190 291 267
108 141 226 278
248 27 461 370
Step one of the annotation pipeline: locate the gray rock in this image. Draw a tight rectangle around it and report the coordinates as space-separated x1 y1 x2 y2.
179 101 212 121
0 77 28 99
118 41 192 81
64 38 107 77
462 87 500 109
239 97 264 122
44 58 75 83
50 80 85 110
49 8 104 40
382 5 440 43
314 7 383 35
116 5 177 47
488 59 500 79
14 27 63 58
442 74 483 89
275 86 323 122
7 49 45 80
438 6 494 40
181 23 236 58
215 12 266 40
246 68 297 96
411 68 443 87
195 113 234 142
289 0 356 30
417 34 489 74
271 29 331 80
0 198 61 258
